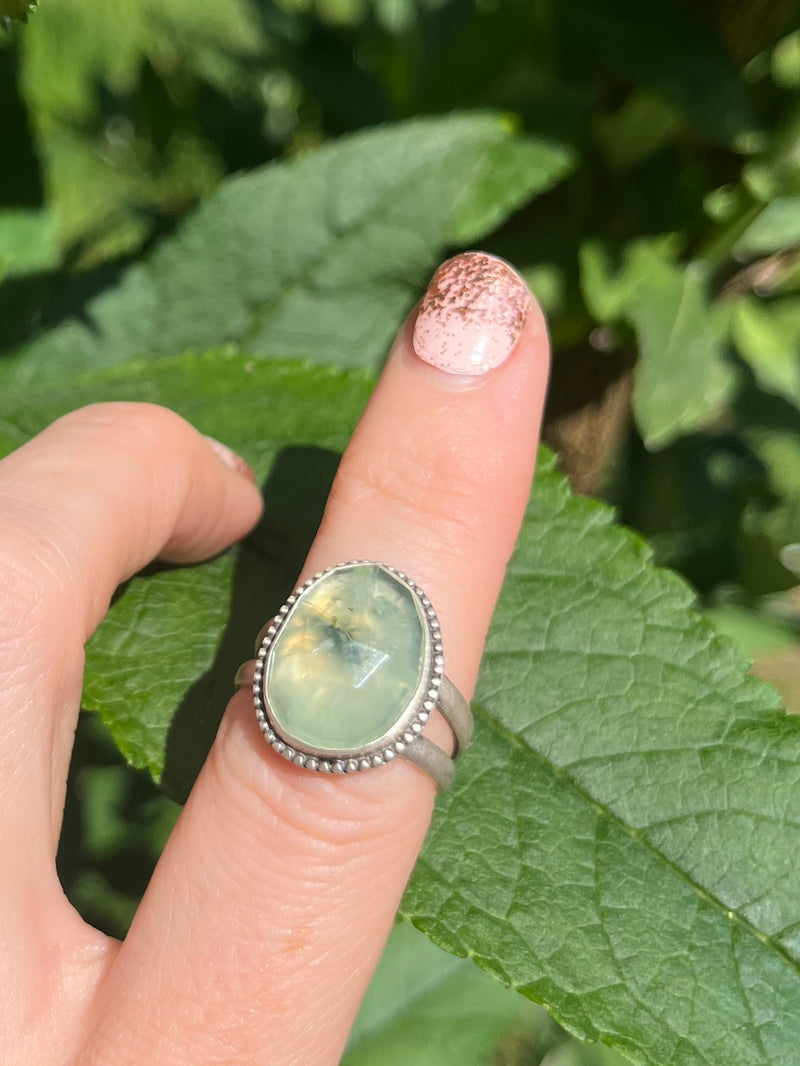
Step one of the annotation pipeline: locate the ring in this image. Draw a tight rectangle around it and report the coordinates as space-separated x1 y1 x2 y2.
234 560 473 791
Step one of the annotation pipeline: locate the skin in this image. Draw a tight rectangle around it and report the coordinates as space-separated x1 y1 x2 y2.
0 272 549 1066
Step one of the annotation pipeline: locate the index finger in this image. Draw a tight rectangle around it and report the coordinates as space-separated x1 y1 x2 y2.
83 252 549 1066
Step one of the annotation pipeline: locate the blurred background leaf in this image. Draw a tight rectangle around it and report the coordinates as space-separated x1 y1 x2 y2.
581 239 738 448
0 207 58 279
0 0 36 25
0 113 572 384
343 921 530 1066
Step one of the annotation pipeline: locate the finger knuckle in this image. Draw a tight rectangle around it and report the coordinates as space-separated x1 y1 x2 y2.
0 404 194 632
57 402 198 525
56 402 191 454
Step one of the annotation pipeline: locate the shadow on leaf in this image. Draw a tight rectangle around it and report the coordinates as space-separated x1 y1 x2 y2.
160 444 341 803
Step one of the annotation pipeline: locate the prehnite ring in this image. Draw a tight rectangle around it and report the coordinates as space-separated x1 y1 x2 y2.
238 561 473 791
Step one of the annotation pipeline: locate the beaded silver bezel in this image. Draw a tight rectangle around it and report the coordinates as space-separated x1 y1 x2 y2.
252 560 444 775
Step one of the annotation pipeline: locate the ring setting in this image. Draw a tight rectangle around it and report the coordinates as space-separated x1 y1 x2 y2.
238 561 472 791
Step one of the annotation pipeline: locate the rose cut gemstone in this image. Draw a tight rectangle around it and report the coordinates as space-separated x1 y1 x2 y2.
265 563 428 752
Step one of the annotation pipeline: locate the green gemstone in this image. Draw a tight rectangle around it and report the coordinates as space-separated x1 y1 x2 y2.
265 563 427 752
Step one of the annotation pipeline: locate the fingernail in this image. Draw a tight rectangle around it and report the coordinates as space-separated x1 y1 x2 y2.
412 251 532 376
203 435 257 482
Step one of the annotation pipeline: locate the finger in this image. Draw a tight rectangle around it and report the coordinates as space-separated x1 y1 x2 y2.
0 405 262 925
87 253 548 1066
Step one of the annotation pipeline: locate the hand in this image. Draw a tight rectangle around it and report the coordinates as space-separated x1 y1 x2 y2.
1 252 548 1066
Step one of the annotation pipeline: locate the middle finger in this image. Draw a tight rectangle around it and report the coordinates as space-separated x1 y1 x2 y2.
82 253 549 1066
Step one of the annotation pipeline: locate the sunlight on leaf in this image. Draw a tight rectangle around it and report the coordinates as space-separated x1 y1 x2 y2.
733 296 800 406
0 208 58 280
735 196 800 257
1 114 572 385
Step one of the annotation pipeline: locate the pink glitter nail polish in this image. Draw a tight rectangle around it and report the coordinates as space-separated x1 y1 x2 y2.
412 251 532 376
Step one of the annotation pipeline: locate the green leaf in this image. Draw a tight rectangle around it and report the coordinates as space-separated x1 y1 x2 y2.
402 449 800 1065
82 553 236 781
560 0 752 146
629 258 736 449
0 351 374 792
580 243 635 322
0 208 59 280
2 114 572 386
581 237 680 323
581 240 737 449
735 196 800 258
448 123 574 244
0 0 36 24
772 31 800 91
593 92 679 172
343 922 528 1066
732 296 800 407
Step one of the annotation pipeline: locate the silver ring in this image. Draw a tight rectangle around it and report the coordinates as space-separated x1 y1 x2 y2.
235 560 473 791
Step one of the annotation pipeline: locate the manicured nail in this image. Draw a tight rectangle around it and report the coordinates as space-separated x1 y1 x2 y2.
412 251 532 376
203 435 256 482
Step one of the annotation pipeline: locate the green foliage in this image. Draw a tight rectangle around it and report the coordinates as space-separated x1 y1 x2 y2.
0 114 571 385
403 451 800 1065
5 0 800 1063
733 296 800 404
343 922 531 1066
58 714 180 940
346 922 629 1065
559 0 753 145
735 195 800 256
17 0 260 254
581 240 737 448
0 208 58 279
0 0 36 25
